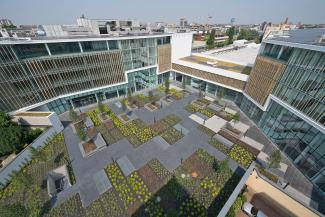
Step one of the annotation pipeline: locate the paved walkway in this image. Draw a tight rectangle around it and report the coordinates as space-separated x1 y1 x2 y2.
57 92 244 207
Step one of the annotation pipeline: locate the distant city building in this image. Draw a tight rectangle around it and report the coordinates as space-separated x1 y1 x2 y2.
179 18 188 28
263 18 297 39
42 15 146 37
0 18 13 26
42 24 95 37
0 24 40 39
230 18 235 26
77 15 143 35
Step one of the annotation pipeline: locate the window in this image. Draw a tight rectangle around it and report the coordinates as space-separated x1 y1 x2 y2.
108 40 119 50
81 41 107 52
279 46 293 61
47 42 80 55
157 36 170 45
13 43 49 59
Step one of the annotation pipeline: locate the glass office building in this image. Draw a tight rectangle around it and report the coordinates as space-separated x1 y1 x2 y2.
259 100 325 192
239 29 325 194
0 34 171 113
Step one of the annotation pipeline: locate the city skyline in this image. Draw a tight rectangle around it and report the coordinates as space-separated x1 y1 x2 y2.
1 0 325 25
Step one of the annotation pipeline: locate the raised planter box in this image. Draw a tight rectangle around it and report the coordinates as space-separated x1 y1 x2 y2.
218 128 260 156
144 102 160 112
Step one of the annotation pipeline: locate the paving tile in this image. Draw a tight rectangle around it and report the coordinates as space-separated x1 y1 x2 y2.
152 136 170 150
93 169 111 195
117 156 136 176
213 134 233 148
174 123 190 135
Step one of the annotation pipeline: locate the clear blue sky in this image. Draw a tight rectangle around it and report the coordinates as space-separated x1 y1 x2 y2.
1 0 324 25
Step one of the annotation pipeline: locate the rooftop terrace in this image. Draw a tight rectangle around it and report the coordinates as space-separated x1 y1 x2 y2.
201 44 260 67
180 55 252 75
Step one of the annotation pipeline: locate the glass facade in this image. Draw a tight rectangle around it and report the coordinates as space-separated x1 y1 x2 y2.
120 38 158 71
13 43 49 59
0 36 170 112
47 83 128 114
47 67 157 114
262 43 293 61
273 48 325 125
237 95 264 124
47 42 81 55
259 100 325 193
127 67 157 91
108 40 119 50
81 41 107 52
157 36 171 45
172 72 240 101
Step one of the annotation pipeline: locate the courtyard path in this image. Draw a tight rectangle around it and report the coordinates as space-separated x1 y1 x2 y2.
58 93 244 207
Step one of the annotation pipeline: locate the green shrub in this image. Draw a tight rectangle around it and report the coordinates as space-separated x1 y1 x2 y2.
226 196 242 217
0 203 26 217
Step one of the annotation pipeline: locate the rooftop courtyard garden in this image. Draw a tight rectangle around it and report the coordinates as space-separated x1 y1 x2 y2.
0 85 262 217
0 133 75 217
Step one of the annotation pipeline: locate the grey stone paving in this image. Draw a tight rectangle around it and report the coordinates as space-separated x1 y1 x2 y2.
207 103 223 112
84 117 94 128
195 112 209 120
152 136 170 150
117 156 136 177
174 123 190 135
93 170 112 195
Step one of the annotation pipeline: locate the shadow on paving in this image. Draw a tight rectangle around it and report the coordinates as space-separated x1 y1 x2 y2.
132 169 241 217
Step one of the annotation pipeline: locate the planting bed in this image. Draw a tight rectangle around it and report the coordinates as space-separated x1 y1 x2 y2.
208 139 230 155
121 114 130 122
170 88 184 100
229 144 255 168
0 133 76 216
105 163 136 209
185 104 216 118
215 111 233 122
197 124 216 137
148 159 172 182
145 102 159 111
102 105 156 147
138 164 164 193
126 119 155 147
161 127 184 145
150 114 182 135
96 124 123 145
87 109 101 126
197 98 211 105
48 189 125 217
